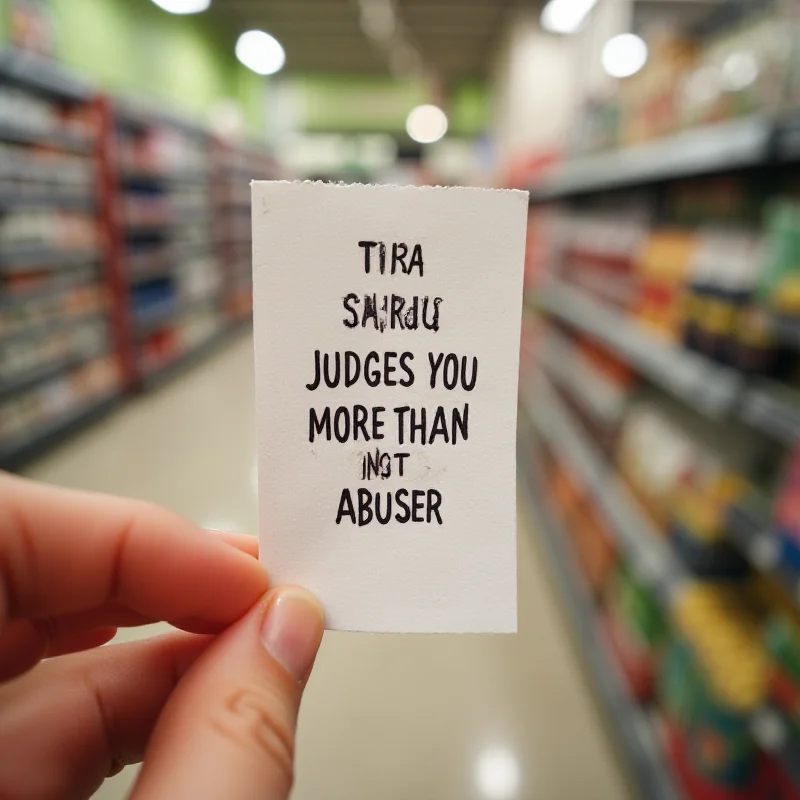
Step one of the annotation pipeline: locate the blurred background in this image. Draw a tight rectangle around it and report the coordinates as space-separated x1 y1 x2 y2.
2 0 800 798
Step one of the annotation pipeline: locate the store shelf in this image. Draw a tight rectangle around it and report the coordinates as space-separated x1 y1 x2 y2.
0 311 107 345
750 703 800 790
0 119 92 153
0 189 95 210
539 331 625 427
133 293 221 336
0 345 108 400
0 391 122 472
520 372 689 605
0 50 93 102
775 112 800 163
0 272 96 308
0 244 100 272
120 169 210 186
740 381 800 445
528 116 772 202
724 501 800 599
771 315 800 351
140 324 238 392
538 281 743 419
517 434 681 800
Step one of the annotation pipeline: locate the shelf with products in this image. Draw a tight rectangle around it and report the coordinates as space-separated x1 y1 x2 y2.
0 49 122 468
138 307 229 387
529 186 800 451
518 369 800 797
528 116 774 203
517 428 682 800
521 370 689 603
107 105 228 389
214 140 275 322
0 388 122 471
740 382 800 445
524 1 800 202
139 323 237 392
0 244 100 272
537 280 744 420
724 499 800 599
0 309 108 346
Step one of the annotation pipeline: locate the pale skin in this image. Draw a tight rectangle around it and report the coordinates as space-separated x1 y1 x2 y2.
0 473 325 800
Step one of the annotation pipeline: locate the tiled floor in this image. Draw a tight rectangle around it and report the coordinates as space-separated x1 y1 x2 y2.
25 332 630 800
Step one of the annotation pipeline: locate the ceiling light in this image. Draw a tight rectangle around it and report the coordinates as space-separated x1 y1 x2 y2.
359 0 396 42
476 747 521 800
541 0 598 35
406 105 448 144
722 51 759 91
602 33 648 78
235 30 286 76
150 0 210 13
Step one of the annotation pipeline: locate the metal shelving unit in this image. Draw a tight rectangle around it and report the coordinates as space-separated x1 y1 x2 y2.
518 432 681 800
0 391 122 471
0 245 100 272
724 501 800 599
519 373 800 795
537 280 743 419
0 52 124 469
527 115 788 203
521 372 688 604
140 324 239 392
740 382 800 445
750 704 800 790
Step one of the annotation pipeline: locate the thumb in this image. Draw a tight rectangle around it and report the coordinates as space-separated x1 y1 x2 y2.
130 587 325 800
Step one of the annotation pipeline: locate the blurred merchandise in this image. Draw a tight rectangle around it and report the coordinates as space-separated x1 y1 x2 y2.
521 4 800 790
605 563 667 701
0 49 276 469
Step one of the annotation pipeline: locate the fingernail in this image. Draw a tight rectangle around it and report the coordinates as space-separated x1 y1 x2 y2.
262 587 325 680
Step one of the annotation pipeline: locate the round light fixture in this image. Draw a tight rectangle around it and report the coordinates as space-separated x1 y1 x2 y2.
602 33 648 79
236 30 286 76
150 0 211 13
405 104 448 144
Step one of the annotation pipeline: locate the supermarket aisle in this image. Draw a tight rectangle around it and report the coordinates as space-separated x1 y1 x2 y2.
25 333 629 800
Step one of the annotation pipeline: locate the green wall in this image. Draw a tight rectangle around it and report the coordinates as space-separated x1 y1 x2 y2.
7 0 266 134
286 75 488 137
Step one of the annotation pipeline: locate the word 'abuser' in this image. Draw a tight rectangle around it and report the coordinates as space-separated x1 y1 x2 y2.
336 488 443 526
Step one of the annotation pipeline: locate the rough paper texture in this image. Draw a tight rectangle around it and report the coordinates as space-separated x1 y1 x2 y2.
252 181 527 632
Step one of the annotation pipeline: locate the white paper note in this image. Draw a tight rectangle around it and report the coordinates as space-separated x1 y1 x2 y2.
252 181 528 633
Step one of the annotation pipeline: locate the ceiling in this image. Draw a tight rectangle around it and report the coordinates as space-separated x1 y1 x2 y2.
212 0 726 82
213 0 524 82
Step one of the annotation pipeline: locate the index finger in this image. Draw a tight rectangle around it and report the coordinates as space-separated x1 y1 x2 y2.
0 474 268 630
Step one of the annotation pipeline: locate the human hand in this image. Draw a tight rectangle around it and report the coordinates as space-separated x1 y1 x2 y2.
0 473 325 800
